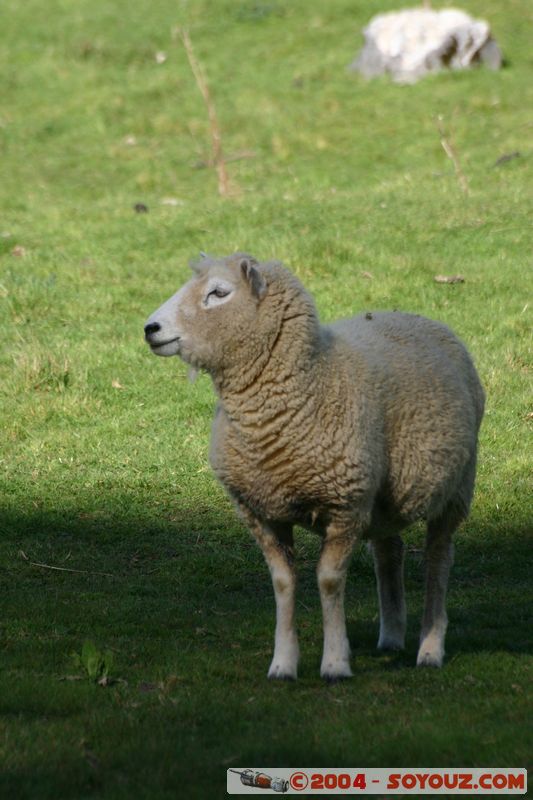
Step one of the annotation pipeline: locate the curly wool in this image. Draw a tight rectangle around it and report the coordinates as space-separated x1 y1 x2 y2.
209 259 484 536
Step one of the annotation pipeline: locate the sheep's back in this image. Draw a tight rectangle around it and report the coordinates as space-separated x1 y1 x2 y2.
330 311 483 416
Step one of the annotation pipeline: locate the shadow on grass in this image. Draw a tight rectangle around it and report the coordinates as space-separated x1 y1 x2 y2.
1 498 531 800
1 497 531 663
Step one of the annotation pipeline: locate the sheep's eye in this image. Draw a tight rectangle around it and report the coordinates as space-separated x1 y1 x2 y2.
204 285 231 306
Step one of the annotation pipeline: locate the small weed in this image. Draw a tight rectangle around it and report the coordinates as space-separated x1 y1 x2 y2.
72 641 115 685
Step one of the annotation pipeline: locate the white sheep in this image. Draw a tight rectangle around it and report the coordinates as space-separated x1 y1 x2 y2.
144 253 485 681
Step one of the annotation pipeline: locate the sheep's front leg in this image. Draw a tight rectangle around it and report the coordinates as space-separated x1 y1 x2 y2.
241 509 298 679
417 517 455 668
371 535 406 651
317 522 358 681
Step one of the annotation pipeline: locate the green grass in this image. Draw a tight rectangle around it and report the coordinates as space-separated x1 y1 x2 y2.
1 0 532 797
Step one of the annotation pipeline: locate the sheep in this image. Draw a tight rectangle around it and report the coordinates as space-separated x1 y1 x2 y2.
144 253 485 681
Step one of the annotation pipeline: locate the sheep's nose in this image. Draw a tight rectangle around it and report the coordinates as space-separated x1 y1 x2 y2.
144 321 161 339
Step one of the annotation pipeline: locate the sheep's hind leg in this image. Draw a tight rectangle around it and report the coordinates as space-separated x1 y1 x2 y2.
371 535 406 651
242 510 299 680
417 512 457 668
317 520 360 681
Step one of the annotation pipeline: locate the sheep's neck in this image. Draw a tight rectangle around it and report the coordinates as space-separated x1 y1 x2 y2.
214 315 328 442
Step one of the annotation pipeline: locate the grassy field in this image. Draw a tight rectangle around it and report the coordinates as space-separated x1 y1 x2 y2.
1 0 532 797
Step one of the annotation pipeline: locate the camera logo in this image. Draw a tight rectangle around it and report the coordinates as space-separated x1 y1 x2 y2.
229 769 289 793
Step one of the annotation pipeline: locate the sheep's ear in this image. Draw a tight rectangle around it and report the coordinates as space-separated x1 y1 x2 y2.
240 257 267 300
189 252 209 274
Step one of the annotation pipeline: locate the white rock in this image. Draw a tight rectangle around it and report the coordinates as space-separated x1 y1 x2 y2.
351 7 502 83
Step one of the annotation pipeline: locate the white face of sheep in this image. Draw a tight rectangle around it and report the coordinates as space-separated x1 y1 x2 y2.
144 256 267 372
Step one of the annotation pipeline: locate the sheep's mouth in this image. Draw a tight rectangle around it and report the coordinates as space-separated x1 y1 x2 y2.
150 336 181 350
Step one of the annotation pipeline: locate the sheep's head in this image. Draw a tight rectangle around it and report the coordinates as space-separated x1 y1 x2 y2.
144 253 271 374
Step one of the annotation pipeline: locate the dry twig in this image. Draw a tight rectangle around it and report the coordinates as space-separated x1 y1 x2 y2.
19 550 116 578
176 27 230 197
436 115 469 196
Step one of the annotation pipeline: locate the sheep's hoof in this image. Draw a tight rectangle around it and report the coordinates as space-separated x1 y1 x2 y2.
268 663 297 681
416 651 444 668
417 632 445 667
268 672 296 682
320 662 353 683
